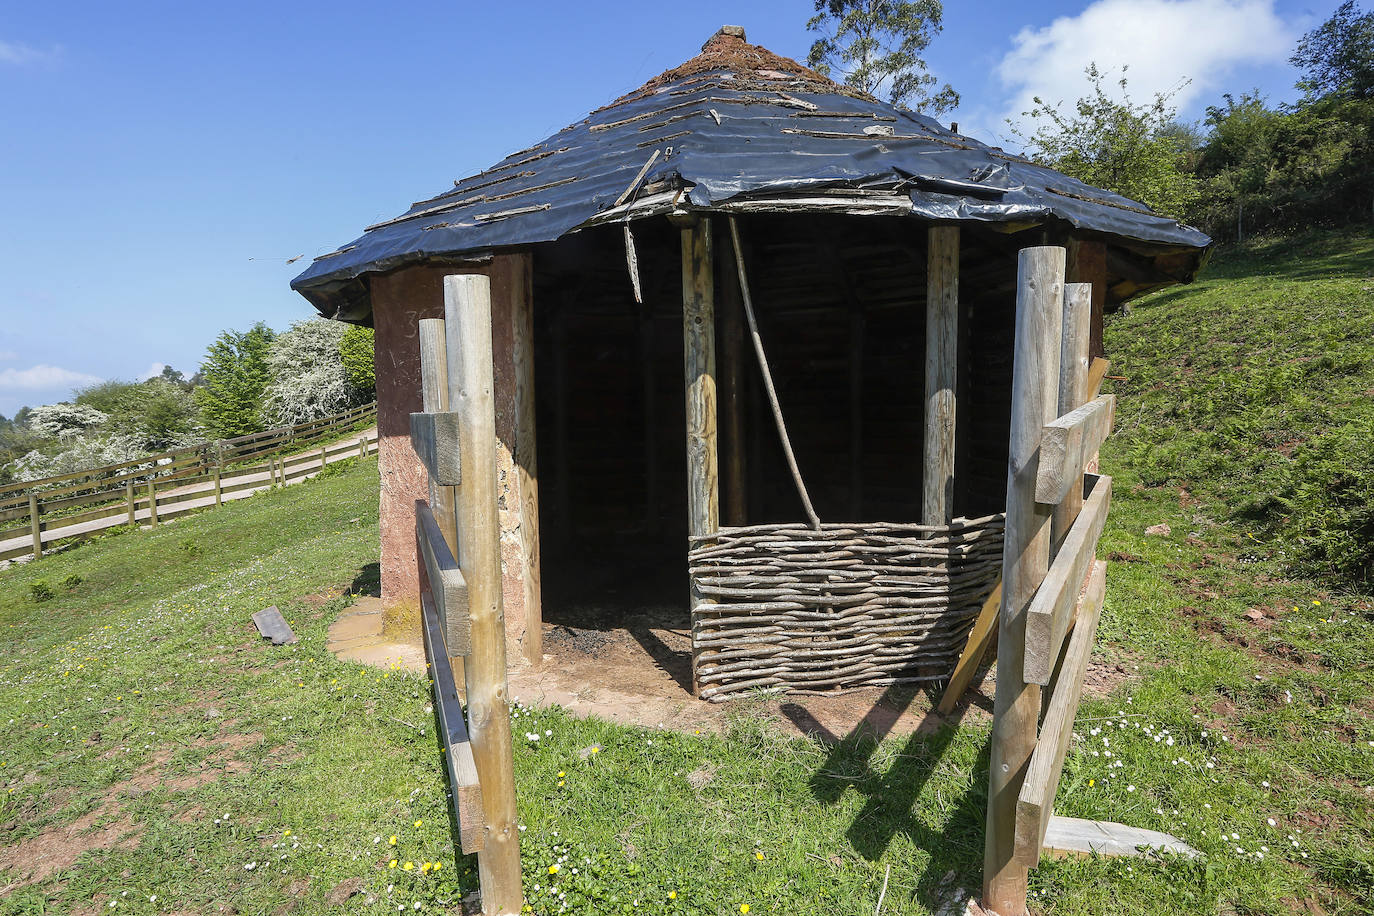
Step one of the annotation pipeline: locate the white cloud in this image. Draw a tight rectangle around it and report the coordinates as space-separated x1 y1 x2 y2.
0 39 59 67
141 362 168 381
0 351 17 362
995 0 1292 138
0 364 102 391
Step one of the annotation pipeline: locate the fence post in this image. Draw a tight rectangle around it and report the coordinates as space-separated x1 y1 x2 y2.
445 274 524 915
126 480 136 526
214 463 223 506
358 436 366 459
319 445 327 473
984 246 1064 916
148 479 159 527
29 491 41 560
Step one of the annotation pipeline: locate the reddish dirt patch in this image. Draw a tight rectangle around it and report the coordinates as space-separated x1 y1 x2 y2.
0 799 141 892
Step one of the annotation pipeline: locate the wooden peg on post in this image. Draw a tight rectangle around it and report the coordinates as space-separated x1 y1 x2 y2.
444 275 523 916
983 246 1064 916
924 226 959 526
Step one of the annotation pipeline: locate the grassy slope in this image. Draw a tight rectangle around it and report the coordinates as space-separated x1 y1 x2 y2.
0 233 1371 916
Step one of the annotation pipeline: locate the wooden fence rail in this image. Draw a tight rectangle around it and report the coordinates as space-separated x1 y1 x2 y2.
1 423 377 564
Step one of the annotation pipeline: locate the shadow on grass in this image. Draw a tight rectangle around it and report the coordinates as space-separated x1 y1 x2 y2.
350 562 381 598
782 682 993 910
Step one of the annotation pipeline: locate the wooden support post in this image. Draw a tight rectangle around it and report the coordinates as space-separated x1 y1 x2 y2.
718 228 747 527
126 480 136 526
214 464 222 506
1066 239 1108 360
29 491 41 559
319 445 327 473
1052 283 1093 551
924 226 959 526
148 479 159 527
681 218 719 696
511 256 542 665
444 274 523 916
359 436 367 460
984 246 1064 916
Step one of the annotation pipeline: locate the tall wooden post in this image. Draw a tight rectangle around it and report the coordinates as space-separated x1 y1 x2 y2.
1052 283 1093 550
718 226 747 527
419 318 466 688
444 275 523 916
681 218 718 695
28 492 41 559
126 480 136 526
984 246 1064 916
214 463 223 507
148 480 159 527
1066 239 1107 360
923 226 959 525
510 258 543 665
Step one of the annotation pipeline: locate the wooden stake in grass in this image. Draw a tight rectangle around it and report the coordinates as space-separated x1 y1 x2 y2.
29 491 41 560
444 274 523 916
148 479 159 528
983 246 1063 916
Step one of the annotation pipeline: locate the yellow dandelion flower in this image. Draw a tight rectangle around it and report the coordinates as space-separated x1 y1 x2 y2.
402 861 414 871
414 819 422 827
283 830 292 837
668 890 677 900
548 864 560 875
754 851 764 860
389 859 398 869
389 835 398 846
740 905 751 914
1088 779 1095 787
590 747 599 755
434 862 442 872
557 771 565 778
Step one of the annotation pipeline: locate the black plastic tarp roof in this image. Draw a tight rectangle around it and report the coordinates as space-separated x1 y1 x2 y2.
292 31 1210 319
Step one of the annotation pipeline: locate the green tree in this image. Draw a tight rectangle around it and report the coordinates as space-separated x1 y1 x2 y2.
338 325 376 396
1292 1 1374 101
806 0 958 114
196 323 276 438
1012 64 1200 220
75 377 198 450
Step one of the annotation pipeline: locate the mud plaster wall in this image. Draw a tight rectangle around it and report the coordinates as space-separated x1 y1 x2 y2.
369 254 536 660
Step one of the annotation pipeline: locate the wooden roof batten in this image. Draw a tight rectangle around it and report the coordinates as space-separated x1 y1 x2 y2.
291 25 1212 320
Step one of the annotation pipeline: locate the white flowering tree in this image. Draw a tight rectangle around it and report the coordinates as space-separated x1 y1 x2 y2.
262 319 367 426
25 403 109 439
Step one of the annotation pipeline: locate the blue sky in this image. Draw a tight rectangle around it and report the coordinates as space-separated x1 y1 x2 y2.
0 0 1334 416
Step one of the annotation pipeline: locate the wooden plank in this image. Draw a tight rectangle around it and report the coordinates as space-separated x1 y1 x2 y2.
1042 815 1200 861
1051 282 1093 550
936 580 1001 715
420 591 486 854
984 245 1063 916
1086 357 1110 400
416 502 473 656
443 273 524 915
409 412 463 487
683 218 719 697
251 605 297 645
1067 238 1108 359
1025 474 1112 685
923 226 959 525
29 492 41 560
1036 395 1115 505
1014 559 1106 865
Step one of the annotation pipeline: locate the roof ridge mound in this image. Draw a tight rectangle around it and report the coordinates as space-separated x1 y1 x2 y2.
603 30 865 111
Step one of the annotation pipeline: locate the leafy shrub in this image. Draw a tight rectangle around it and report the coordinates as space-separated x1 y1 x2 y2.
62 573 83 589
313 457 356 481
339 325 376 396
30 580 53 603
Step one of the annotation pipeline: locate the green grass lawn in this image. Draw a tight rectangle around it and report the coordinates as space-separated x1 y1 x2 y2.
2 232 1372 915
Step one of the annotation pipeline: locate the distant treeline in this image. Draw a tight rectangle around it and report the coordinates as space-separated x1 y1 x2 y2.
0 319 375 484
1016 2 1374 243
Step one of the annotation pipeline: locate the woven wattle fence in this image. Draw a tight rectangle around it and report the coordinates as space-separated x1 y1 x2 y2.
689 513 1005 701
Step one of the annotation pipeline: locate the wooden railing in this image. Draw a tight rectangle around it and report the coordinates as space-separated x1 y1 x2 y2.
0 402 377 563
410 276 523 916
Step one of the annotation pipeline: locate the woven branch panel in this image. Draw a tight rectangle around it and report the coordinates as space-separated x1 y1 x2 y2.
689 513 1005 701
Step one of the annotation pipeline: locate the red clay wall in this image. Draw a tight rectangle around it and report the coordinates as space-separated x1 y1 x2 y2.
369 255 535 660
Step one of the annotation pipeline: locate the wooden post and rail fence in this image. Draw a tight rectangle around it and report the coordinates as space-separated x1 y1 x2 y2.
410 276 523 916
0 401 378 563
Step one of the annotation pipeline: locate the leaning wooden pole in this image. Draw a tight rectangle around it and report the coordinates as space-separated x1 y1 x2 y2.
444 275 523 916
923 226 959 526
682 218 719 696
984 246 1064 916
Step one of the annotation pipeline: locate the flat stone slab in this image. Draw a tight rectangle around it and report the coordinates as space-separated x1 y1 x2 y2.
252 606 297 645
1043 815 1201 859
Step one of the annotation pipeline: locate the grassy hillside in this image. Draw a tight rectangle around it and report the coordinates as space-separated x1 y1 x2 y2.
0 234 1371 915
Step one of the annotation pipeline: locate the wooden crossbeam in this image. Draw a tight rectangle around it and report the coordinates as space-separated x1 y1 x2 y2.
1014 559 1107 866
936 581 1001 715
410 412 463 486
416 501 472 656
1036 394 1115 505
419 591 485 854
1025 474 1112 684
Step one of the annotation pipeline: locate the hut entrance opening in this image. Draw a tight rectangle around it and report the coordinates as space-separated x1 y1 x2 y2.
532 215 1017 696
